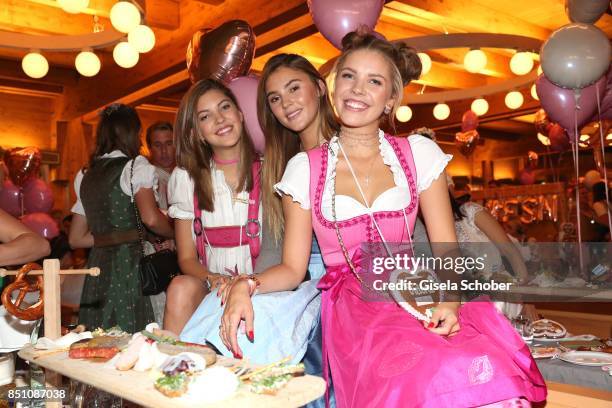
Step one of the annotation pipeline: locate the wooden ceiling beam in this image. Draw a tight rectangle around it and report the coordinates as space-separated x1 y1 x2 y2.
143 0 180 30
23 0 116 18
395 87 540 134
388 0 551 40
0 78 62 98
0 57 78 86
81 69 189 122
58 0 309 121
192 0 226 5
1 0 108 36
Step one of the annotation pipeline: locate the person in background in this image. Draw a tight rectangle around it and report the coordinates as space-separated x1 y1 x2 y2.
590 181 611 241
146 121 176 211
450 189 529 284
49 214 74 269
145 121 177 325
0 208 50 267
503 215 531 262
69 104 174 333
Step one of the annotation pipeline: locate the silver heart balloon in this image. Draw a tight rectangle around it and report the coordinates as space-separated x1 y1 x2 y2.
186 20 255 84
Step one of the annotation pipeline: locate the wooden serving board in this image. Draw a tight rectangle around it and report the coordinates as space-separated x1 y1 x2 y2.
19 346 325 408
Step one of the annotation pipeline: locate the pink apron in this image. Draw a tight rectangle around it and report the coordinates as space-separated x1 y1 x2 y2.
307 136 547 407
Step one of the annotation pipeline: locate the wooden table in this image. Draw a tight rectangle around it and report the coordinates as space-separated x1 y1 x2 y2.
18 346 326 408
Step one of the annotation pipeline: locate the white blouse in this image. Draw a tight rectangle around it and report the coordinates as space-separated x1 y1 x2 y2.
167 166 263 276
455 202 505 277
275 131 452 221
71 151 158 216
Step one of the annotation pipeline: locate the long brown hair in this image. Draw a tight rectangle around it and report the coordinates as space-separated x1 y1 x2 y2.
90 103 142 166
257 54 339 242
174 79 256 212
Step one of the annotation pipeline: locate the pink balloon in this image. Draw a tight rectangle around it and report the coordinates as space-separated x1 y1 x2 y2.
227 75 265 154
307 0 384 49
20 212 58 239
589 67 612 121
548 123 570 152
0 180 21 217
536 74 605 132
461 110 479 131
519 169 536 185
22 178 54 214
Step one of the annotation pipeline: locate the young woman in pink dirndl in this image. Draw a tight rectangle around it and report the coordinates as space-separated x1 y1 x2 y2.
220 29 547 407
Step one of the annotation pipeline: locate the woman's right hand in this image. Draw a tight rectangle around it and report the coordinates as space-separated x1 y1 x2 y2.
220 280 254 359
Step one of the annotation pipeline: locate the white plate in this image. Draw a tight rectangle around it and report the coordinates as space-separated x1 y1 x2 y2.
530 347 559 359
558 351 612 366
533 335 568 343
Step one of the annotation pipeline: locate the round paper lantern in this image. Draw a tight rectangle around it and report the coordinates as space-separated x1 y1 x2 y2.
113 42 139 68
128 24 155 53
433 103 450 120
464 49 487 73
110 1 141 34
537 133 551 146
396 106 412 122
530 84 539 100
75 51 101 77
510 52 534 75
418 53 431 76
505 91 524 109
471 98 489 116
22 52 48 79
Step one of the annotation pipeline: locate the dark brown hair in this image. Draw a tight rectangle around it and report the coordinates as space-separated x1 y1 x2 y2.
257 53 339 242
90 103 142 166
332 27 422 126
174 79 256 212
145 121 173 147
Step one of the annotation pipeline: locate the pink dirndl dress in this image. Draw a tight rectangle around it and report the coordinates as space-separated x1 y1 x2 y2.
306 135 547 408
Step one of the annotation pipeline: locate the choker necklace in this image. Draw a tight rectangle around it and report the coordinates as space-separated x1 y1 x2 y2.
338 129 380 147
213 155 239 165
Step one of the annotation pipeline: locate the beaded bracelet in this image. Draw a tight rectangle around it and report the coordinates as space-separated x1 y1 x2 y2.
232 274 261 297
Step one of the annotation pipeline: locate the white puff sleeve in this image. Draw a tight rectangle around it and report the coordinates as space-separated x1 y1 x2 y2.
461 202 485 227
274 152 311 210
167 167 195 220
408 135 453 193
70 169 85 215
119 155 159 200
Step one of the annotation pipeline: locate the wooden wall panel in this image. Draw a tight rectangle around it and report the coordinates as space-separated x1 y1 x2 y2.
0 92 55 149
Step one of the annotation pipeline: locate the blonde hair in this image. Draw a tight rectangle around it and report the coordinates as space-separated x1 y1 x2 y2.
257 54 339 242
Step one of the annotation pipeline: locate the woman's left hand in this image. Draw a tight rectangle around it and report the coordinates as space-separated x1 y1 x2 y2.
207 273 230 293
425 302 461 336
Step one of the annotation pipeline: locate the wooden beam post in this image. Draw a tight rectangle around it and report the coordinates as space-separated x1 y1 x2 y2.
42 258 62 408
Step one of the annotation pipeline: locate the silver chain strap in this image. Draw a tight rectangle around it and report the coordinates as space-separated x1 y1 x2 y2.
129 159 147 258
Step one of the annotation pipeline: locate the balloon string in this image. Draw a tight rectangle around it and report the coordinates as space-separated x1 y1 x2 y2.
573 105 584 275
595 84 612 235
19 188 24 218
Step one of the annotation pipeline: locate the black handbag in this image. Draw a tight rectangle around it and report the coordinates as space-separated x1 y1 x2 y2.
130 160 181 296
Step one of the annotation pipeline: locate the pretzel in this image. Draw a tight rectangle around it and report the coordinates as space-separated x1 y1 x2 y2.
1 263 44 321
